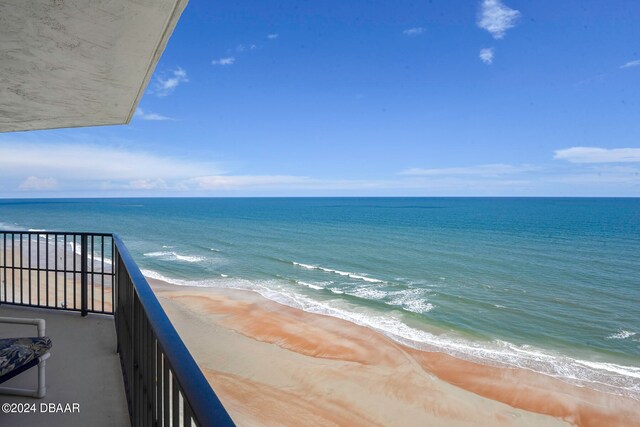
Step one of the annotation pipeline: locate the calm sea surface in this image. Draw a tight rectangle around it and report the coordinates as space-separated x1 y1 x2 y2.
1 198 638 398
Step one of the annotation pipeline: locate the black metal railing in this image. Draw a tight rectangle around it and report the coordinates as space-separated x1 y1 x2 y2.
0 231 114 315
113 234 234 427
0 230 234 427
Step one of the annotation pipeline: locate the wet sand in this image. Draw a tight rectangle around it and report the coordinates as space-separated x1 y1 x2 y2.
148 278 640 427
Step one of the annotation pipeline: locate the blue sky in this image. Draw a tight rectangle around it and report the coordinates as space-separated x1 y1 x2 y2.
1 0 640 197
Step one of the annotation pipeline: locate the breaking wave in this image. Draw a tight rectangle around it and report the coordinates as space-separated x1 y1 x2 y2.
142 269 639 400
293 261 384 283
143 251 206 263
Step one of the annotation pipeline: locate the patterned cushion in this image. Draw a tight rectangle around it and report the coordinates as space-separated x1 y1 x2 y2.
0 337 52 377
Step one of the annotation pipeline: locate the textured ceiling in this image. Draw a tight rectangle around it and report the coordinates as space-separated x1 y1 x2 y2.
0 0 188 132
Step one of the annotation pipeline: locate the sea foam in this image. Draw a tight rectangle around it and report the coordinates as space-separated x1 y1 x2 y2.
143 251 206 263
296 281 324 290
292 261 384 283
607 330 637 340
141 269 640 400
68 241 113 266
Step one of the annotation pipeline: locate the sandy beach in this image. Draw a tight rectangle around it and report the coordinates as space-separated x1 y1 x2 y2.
148 278 640 427
0 246 113 313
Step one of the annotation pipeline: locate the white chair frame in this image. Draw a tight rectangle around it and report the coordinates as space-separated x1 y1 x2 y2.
0 317 50 398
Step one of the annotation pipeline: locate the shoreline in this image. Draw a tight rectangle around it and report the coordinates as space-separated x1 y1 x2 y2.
141 269 640 400
148 277 639 426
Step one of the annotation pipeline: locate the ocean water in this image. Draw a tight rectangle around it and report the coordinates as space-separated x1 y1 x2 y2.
1 197 639 398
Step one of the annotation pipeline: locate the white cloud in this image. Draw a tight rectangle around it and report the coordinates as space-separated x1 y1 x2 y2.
3 140 638 196
152 67 189 97
400 164 537 177
212 57 235 66
403 27 425 36
134 108 172 121
0 142 219 184
0 141 394 194
620 60 640 69
127 179 169 190
478 0 521 39
397 160 639 195
18 176 58 191
554 147 640 163
190 175 407 192
479 48 494 64
192 175 308 189
545 169 640 185
267 34 279 39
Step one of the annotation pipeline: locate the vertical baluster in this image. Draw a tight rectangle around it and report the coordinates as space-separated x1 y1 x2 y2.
140 296 146 425
138 295 143 426
19 233 23 304
172 373 180 427
156 341 163 426
63 234 67 309
164 357 170 426
54 234 58 308
183 400 193 427
3 233 6 303
91 235 94 312
73 235 77 309
81 234 88 316
101 236 105 312
28 233 32 305
112 237 116 313
11 233 15 303
147 319 153 425
42 234 46 305
134 296 139 426
145 319 149 425
29 233 32 305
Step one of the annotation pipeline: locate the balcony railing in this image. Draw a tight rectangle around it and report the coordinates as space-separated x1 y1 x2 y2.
0 230 234 427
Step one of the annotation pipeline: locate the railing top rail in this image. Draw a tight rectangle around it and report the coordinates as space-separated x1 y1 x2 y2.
0 230 113 237
112 234 234 427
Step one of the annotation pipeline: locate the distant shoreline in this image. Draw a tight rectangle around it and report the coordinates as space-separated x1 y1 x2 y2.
2 196 640 201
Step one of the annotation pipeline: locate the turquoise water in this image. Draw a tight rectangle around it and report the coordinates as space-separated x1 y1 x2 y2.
1 197 639 398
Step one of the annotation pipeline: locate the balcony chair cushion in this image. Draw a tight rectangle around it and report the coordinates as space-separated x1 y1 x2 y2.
0 337 52 380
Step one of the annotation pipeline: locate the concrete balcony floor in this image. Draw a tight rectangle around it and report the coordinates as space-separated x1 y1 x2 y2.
0 305 129 426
